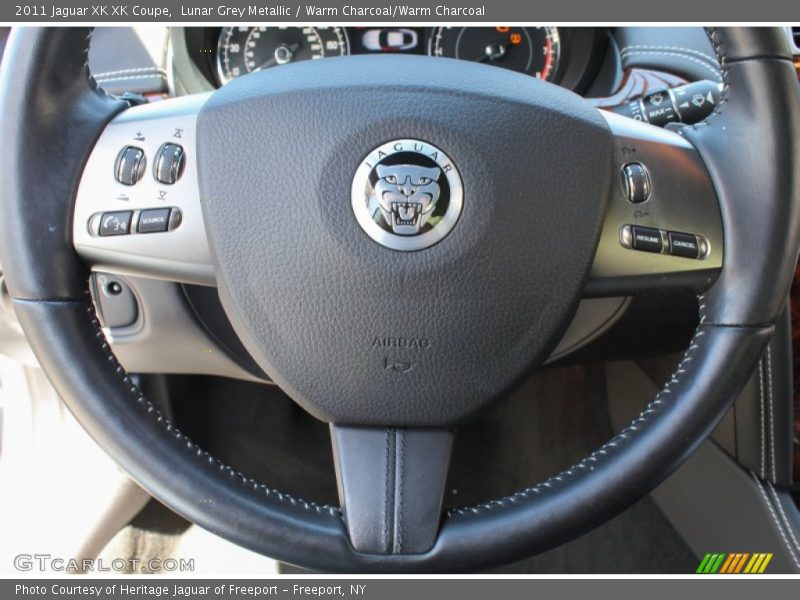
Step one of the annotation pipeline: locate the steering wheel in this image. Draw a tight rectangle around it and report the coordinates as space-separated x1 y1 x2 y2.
1 27 798 572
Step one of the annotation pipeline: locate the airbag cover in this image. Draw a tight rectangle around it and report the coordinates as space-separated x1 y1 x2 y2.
197 55 613 425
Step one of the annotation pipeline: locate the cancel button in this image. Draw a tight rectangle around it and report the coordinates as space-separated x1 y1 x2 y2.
668 231 700 259
138 208 171 233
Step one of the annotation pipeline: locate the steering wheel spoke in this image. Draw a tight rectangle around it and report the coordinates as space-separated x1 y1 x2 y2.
585 111 723 297
73 93 214 285
331 425 454 555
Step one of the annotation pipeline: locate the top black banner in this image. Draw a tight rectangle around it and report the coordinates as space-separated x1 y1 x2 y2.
3 0 800 23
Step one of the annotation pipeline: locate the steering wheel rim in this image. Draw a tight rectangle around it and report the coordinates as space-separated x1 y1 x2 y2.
1 27 798 572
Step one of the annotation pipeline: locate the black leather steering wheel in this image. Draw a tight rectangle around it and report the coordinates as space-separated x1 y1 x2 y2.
1 27 799 572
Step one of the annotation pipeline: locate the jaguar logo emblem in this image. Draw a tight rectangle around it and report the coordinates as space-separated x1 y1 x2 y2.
373 164 441 235
351 139 463 251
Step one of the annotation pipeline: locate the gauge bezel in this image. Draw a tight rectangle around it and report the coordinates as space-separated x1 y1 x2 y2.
215 26 351 85
427 26 562 82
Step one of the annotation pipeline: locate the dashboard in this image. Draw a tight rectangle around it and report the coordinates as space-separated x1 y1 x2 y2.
182 27 608 93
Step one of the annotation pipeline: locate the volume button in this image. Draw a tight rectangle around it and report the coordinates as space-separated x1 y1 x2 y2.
114 146 146 186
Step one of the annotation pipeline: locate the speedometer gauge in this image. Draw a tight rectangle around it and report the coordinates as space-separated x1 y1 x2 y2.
430 27 561 81
216 27 349 84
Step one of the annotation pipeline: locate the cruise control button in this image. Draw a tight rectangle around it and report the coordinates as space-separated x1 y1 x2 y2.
668 231 700 259
99 211 132 236
621 162 651 204
138 208 171 233
630 226 663 253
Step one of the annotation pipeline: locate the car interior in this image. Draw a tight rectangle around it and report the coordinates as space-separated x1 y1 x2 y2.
0 25 799 574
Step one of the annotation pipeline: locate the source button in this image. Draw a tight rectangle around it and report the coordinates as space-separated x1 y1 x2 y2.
138 208 171 233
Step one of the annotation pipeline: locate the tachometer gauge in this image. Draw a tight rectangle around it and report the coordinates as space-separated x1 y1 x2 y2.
216 27 349 84
430 27 561 81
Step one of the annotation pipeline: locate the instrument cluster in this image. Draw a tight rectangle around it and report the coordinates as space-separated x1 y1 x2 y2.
183 27 607 93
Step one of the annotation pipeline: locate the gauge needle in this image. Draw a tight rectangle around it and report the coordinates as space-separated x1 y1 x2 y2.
473 41 508 63
254 42 302 71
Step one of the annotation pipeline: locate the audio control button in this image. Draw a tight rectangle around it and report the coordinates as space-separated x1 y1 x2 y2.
154 143 185 185
114 146 146 186
138 208 171 233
